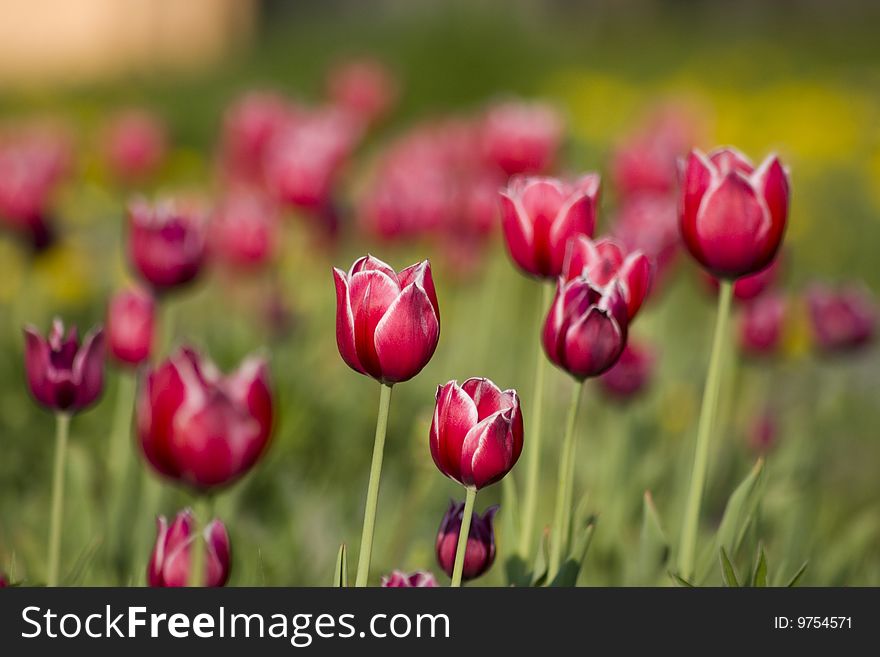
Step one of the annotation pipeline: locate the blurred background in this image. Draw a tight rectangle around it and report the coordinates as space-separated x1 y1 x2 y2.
1 0 878 586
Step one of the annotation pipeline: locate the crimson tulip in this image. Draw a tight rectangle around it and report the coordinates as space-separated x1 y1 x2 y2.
137 346 273 491
333 255 440 384
380 571 438 588
738 292 786 357
500 174 600 279
599 340 655 400
147 509 230 587
807 283 875 353
210 189 279 270
482 100 563 175
103 110 167 182
24 319 105 414
220 91 290 183
107 287 155 366
680 147 790 279
430 378 523 490
436 500 498 581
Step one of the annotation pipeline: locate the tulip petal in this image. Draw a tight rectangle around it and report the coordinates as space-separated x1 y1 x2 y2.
562 234 599 282
372 282 439 383
563 307 625 378
618 251 652 320
204 520 231 587
71 327 105 410
398 260 439 320
500 189 538 275
350 254 398 281
137 362 187 480
430 382 478 484
23 326 52 407
680 150 714 237
708 146 754 175
461 377 507 420
147 515 169 587
349 269 401 378
460 411 516 490
333 267 365 375
549 191 597 275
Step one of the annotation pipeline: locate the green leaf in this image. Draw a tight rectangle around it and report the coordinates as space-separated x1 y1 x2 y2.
333 544 348 588
500 475 520 557
531 528 551 587
550 515 597 587
715 459 766 562
504 555 531 587
785 561 809 588
668 571 695 587
636 491 669 585
64 538 103 586
752 546 768 587
719 547 740 587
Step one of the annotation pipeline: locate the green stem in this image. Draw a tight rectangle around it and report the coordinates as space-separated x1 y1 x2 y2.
355 383 394 587
47 413 71 587
677 280 734 580
108 373 136 487
450 488 477 587
188 496 214 587
518 282 553 557
106 372 137 580
548 381 584 582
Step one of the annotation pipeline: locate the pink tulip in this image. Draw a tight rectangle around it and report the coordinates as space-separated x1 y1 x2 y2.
326 58 398 127
210 189 279 270
220 91 291 183
482 100 563 175
611 193 681 288
148 509 230 587
103 110 167 181
806 283 875 353
380 571 438 588
107 287 155 366
738 292 786 357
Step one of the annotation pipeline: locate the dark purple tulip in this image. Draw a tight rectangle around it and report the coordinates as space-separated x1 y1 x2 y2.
807 283 875 354
23 319 104 414
147 509 231 587
738 292 786 357
380 571 438 588
435 500 498 581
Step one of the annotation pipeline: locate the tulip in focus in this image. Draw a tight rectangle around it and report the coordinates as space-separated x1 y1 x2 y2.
482 100 563 175
806 283 876 353
326 58 398 127
380 571 438 588
500 174 600 279
103 110 167 181
436 500 498 581
107 287 155 366
210 189 279 270
24 319 105 414
680 147 790 279
738 292 786 357
148 509 231 587
137 346 273 491
599 340 655 400
333 256 440 384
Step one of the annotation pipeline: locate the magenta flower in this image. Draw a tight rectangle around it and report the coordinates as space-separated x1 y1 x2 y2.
436 500 498 581
23 319 104 414
103 109 167 181
738 292 786 357
380 571 438 588
807 283 875 353
326 57 398 127
210 189 279 270
612 193 681 288
148 509 230 587
481 100 563 175
220 91 291 183
107 287 155 367
599 340 655 401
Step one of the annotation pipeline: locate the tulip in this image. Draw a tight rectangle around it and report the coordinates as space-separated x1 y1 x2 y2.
679 147 789 280
103 110 167 182
107 287 155 366
220 91 290 183
436 501 498 581
482 100 563 175
0 573 7 587
599 340 655 401
738 293 786 357
148 509 231 587
326 58 398 127
562 235 652 321
127 198 207 293
500 174 600 279
707 257 781 303
380 571 438 588
611 193 681 290
137 346 273 491
210 189 279 270
806 283 875 354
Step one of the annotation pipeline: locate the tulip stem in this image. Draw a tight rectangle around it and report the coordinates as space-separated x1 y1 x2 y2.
548 380 584 582
355 383 393 587
678 280 734 581
188 496 214 587
47 412 70 587
518 283 553 557
450 488 477 587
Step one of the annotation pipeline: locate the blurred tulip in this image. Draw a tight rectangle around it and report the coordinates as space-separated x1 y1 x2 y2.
147 509 230 587
380 571 438 588
543 276 629 380
127 198 208 292
430 378 523 490
137 346 273 491
210 189 279 270
0 573 7 587
599 340 655 400
482 100 563 175
220 91 290 183
436 500 498 581
107 287 155 367
333 256 440 384
807 283 876 353
706 257 781 303
680 147 790 279
738 292 786 357
326 57 398 127
612 192 680 287
23 319 104 414
103 110 167 181
500 174 600 279
747 411 778 454
562 235 651 321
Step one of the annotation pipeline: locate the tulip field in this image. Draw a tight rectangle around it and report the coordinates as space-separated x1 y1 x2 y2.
1 3 879 589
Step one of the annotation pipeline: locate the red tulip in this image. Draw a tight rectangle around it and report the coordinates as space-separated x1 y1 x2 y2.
562 235 651 321
430 378 523 490
147 509 230 587
482 100 563 175
23 319 104 414
333 256 440 384
500 174 600 279
435 500 498 581
599 340 655 400
806 283 875 353
680 147 789 279
220 91 291 183
137 346 273 491
127 198 208 293
210 189 278 270
107 287 155 366
738 292 786 357
326 58 398 127
103 110 167 181
380 571 438 588
543 276 629 380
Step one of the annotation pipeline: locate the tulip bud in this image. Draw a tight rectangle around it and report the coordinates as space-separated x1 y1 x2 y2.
107 287 155 366
103 110 167 182
806 283 875 354
333 255 440 384
210 189 279 270
500 175 600 279
430 378 523 490
482 101 563 175
137 346 273 491
435 500 498 581
563 235 652 321
543 276 629 380
147 509 230 587
738 293 786 357
599 340 655 400
380 571 438 588
23 319 104 414
127 198 207 293
680 147 790 279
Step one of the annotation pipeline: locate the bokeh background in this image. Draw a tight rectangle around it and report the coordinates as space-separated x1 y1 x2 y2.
1 0 878 586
